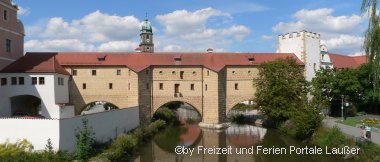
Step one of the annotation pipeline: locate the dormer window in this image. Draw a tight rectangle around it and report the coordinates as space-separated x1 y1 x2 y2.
248 56 255 64
97 55 106 61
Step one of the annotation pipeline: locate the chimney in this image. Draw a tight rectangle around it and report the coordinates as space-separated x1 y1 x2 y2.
206 48 213 53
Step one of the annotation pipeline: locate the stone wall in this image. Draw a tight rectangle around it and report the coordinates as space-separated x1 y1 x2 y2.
66 66 134 114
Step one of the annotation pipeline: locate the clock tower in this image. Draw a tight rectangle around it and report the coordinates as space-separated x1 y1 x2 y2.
139 17 154 53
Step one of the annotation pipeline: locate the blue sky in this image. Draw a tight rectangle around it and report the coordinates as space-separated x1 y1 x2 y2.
13 0 367 55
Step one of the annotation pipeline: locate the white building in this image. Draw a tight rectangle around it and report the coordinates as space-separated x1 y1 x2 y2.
278 31 321 81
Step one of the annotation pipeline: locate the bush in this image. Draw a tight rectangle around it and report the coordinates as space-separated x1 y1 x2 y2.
152 106 179 125
312 126 351 147
104 120 166 161
75 118 96 161
291 107 322 140
106 134 138 161
228 114 245 124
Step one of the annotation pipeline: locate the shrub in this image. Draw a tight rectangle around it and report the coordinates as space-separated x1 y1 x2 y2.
152 106 179 125
291 106 322 140
106 134 138 161
313 126 351 147
0 139 33 157
228 114 245 124
75 118 96 162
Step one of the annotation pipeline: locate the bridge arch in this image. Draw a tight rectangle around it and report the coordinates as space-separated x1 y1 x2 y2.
80 101 120 114
152 98 202 118
226 96 255 115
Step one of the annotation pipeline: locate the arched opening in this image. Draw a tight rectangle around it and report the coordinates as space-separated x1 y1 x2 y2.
227 100 260 123
10 95 41 117
153 101 202 124
80 101 119 115
153 101 202 152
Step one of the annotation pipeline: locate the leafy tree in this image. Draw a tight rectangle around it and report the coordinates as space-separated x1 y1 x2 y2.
75 118 95 162
255 58 308 126
311 68 336 110
361 0 380 101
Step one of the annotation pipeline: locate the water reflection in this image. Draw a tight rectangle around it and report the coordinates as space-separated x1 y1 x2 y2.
226 124 266 148
134 124 351 162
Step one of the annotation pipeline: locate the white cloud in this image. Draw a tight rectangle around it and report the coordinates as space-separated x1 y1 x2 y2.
25 11 142 52
156 7 230 35
261 35 274 40
24 8 251 53
155 8 251 52
98 41 138 52
25 39 96 52
273 8 367 55
17 6 31 16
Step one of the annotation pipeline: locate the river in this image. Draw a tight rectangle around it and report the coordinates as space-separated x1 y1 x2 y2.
131 123 353 162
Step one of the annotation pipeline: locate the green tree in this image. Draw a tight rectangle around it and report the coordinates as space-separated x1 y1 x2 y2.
311 68 336 110
75 118 95 162
255 58 308 126
362 0 380 101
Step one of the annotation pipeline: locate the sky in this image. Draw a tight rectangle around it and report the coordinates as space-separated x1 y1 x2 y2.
12 0 369 55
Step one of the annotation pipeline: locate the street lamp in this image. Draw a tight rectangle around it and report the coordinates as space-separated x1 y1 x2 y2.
341 95 344 121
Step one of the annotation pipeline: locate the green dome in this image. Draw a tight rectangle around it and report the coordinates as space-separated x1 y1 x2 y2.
141 18 152 34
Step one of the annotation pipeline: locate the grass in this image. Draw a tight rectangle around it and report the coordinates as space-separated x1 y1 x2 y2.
336 115 380 128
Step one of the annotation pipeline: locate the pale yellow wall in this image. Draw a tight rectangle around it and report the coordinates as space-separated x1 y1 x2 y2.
65 66 137 114
151 66 203 115
65 64 260 123
225 66 258 113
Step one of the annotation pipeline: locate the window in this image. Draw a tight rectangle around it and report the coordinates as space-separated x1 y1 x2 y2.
32 77 37 85
82 83 87 89
116 69 121 75
128 69 131 75
190 84 194 90
146 69 149 75
159 83 163 90
235 83 239 90
39 77 45 85
175 84 180 93
5 39 11 53
205 84 207 91
248 70 251 74
58 77 64 86
109 83 113 89
92 70 96 76
11 77 17 85
146 83 149 90
3 9 7 20
159 71 163 75
232 71 236 75
18 77 24 85
192 71 196 75
180 71 184 79
207 70 209 76
128 83 130 90
1 78 6 85
172 71 176 75
72 69 77 76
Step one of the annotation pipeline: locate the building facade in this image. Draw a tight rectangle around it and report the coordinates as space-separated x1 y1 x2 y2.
0 0 24 70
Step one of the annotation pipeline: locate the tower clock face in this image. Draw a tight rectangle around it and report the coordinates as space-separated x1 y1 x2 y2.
147 39 150 43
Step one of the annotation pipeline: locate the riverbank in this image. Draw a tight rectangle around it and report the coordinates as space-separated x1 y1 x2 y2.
323 118 380 146
312 121 380 161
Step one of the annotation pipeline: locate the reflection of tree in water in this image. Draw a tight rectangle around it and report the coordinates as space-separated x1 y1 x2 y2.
153 124 202 152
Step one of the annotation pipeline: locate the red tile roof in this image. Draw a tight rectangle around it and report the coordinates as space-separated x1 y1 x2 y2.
54 52 303 72
0 53 70 75
1 52 304 74
329 53 367 69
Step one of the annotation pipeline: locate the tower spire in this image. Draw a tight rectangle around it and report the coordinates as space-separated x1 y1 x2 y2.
139 14 154 53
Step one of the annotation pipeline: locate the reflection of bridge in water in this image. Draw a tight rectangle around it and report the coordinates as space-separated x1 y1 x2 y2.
226 124 267 140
